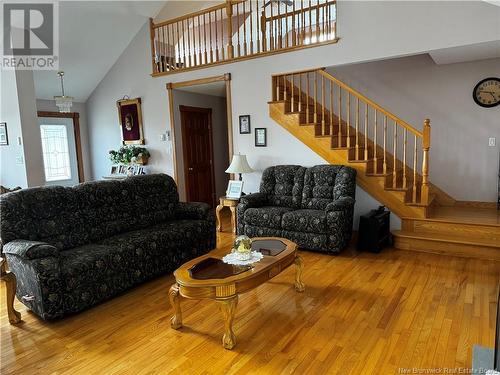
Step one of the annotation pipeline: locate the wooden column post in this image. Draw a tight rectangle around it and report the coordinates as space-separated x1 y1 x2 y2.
149 18 157 74
226 1 234 59
421 119 431 205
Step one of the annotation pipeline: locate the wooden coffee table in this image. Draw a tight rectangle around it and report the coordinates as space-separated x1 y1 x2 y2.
169 237 304 349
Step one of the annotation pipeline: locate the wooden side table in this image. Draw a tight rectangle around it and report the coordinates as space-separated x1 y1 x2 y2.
0 257 21 324
215 196 239 233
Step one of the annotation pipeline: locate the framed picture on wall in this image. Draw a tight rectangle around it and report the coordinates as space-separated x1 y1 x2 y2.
117 98 144 145
239 115 251 134
255 128 267 147
0 123 8 146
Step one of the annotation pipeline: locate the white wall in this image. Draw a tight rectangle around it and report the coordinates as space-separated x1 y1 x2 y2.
86 1 500 229
327 55 500 202
0 69 28 188
172 89 229 201
36 100 92 181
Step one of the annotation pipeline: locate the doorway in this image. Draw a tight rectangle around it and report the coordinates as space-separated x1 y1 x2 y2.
37 111 84 186
167 74 233 205
180 106 216 206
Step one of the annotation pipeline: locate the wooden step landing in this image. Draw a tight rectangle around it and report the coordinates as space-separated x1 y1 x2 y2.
394 205 500 260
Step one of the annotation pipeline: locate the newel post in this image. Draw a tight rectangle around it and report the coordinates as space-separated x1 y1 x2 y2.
226 0 234 59
421 119 431 205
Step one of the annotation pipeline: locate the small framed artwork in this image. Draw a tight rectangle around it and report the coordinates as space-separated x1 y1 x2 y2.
0 122 8 146
117 97 144 145
255 128 267 147
226 180 244 199
239 115 251 134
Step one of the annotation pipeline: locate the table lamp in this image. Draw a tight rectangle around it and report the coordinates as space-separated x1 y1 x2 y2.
225 154 254 181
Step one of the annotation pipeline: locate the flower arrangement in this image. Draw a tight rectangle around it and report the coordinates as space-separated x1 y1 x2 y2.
109 145 150 165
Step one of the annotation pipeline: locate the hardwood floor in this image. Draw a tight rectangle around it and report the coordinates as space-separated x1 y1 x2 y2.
1 220 499 374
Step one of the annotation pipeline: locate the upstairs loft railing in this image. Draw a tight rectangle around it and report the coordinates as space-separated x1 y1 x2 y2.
150 0 337 76
272 68 431 206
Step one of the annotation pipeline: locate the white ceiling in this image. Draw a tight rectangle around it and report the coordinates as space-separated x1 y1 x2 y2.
429 40 500 65
176 81 227 98
34 1 165 102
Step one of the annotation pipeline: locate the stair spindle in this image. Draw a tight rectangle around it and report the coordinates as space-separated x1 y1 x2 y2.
308 0 312 45
413 135 418 203
197 16 203 65
315 0 320 40
321 75 326 134
355 97 360 160
237 3 241 57
298 73 302 112
301 0 306 45
209 12 214 63
393 121 398 188
383 115 387 174
291 74 295 112
214 10 219 62
202 15 207 64
314 71 318 123
285 2 289 48
403 128 407 189
256 0 261 53
220 8 226 60
283 75 288 101
330 81 334 140
306 72 310 122
292 0 297 46
373 110 378 166
338 86 342 146
364 102 368 161
243 1 248 55
346 93 351 148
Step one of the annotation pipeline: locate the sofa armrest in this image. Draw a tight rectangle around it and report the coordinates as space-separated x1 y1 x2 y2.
175 202 212 221
325 197 355 212
239 192 268 208
3 240 58 260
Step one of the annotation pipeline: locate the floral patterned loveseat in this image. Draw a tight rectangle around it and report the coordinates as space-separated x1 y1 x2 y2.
237 165 356 253
0 174 215 320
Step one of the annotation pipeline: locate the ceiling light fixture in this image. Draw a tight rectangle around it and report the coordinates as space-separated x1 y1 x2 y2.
54 71 73 113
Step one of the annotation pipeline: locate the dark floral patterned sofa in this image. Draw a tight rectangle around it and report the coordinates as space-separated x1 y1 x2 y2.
0 174 215 320
237 165 356 253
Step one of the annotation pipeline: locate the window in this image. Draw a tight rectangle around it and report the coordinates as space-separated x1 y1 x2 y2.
40 124 72 182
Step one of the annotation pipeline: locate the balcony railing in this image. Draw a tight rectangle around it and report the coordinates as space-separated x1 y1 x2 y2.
150 0 337 76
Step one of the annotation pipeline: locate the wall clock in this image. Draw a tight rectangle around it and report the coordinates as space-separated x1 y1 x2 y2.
473 77 500 108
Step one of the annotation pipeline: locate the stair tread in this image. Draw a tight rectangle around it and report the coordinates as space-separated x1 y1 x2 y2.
392 230 500 247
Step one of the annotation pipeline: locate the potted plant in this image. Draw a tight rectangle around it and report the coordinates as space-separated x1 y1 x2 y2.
109 145 151 165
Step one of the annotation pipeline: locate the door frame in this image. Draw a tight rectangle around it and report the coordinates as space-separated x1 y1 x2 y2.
37 111 84 183
166 73 234 189
179 105 216 206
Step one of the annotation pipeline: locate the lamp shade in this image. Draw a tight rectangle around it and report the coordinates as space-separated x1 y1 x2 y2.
225 154 254 174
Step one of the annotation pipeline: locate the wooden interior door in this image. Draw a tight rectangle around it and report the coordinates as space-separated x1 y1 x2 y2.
180 105 216 206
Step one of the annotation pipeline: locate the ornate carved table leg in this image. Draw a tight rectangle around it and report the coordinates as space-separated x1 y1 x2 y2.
215 204 224 232
0 258 22 324
217 295 238 349
294 255 305 292
229 206 237 234
169 283 182 329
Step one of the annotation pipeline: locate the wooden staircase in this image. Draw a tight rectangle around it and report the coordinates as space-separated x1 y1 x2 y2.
268 67 500 260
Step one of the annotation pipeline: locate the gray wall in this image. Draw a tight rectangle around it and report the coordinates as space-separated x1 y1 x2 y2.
85 1 500 230
0 69 28 188
36 100 92 181
172 89 229 201
327 55 500 202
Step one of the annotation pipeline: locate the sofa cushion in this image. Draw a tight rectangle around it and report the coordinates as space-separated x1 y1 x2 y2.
244 206 294 229
282 209 327 234
60 219 213 314
260 165 306 209
0 174 180 250
302 165 357 210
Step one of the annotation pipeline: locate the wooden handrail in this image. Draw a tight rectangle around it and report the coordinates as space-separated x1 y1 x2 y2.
318 70 422 138
264 0 336 23
152 2 237 29
271 67 324 77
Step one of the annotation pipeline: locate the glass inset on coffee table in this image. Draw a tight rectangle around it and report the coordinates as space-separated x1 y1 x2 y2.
169 237 305 349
